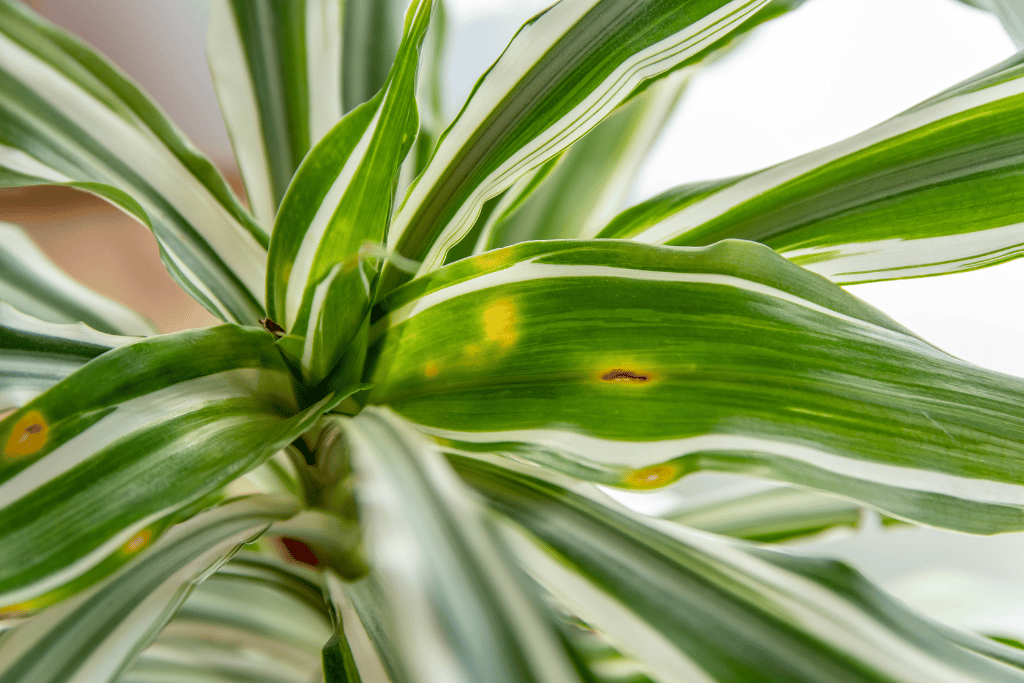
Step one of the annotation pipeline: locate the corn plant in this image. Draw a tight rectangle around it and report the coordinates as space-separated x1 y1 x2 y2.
2 0 1024 680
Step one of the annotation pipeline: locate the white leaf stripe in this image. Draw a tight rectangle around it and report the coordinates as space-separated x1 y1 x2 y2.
0 496 297 683
284 101 386 329
0 369 287 511
460 458 1024 683
305 0 344 142
0 4 267 323
344 408 583 683
207 0 277 230
384 0 769 283
0 223 156 336
630 61 1024 245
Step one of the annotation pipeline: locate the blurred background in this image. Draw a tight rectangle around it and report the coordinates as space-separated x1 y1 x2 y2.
4 0 1024 641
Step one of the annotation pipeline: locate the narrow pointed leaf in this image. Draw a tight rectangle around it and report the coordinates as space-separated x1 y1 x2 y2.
0 302 137 410
266 0 435 384
957 0 1024 47
207 0 344 228
660 480 903 543
456 455 1024 683
0 324 335 614
478 0 807 251
381 0 774 292
0 0 267 323
0 495 298 683
369 239 1024 534
126 555 331 683
0 222 155 336
480 68 692 250
604 52 1024 284
338 407 585 683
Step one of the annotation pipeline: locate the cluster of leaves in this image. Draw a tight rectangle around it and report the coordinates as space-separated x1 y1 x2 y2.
1 0 1024 681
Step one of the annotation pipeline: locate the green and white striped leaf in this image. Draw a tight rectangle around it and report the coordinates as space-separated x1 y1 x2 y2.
0 302 137 411
0 0 267 323
323 573 399 683
476 0 807 251
0 495 297 683
0 222 155 336
456 455 1024 683
124 555 330 683
266 0 435 385
380 0 774 291
478 68 692 250
207 0 344 229
369 238 1024 534
0 324 335 614
660 480 903 543
601 51 1024 284
337 407 584 683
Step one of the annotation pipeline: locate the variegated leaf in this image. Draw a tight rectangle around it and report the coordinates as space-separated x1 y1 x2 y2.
380 0 775 292
0 324 336 614
0 495 298 683
0 0 267 323
601 51 1024 284
456 455 1024 683
369 239 1024 534
334 407 584 683
266 0 435 385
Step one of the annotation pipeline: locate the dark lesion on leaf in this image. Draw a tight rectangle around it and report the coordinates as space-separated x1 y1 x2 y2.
259 317 286 339
24 423 43 434
600 369 650 383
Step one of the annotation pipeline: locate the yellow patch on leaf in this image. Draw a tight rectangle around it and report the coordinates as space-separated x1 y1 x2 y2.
424 360 441 379
483 298 517 349
4 410 48 459
121 528 153 554
622 463 680 489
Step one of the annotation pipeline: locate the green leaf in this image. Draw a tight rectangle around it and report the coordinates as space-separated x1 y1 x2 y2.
477 0 808 251
125 555 330 683
207 0 343 229
0 222 155 336
479 68 692 249
0 302 137 410
0 495 298 683
660 481 904 543
0 0 267 324
0 324 335 614
456 455 1024 683
601 51 1024 284
265 0 435 385
335 407 585 683
380 0 775 293
369 238 1024 534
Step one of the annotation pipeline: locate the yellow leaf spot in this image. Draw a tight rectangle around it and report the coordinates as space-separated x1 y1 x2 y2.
424 360 441 379
464 343 482 362
623 463 680 489
121 528 153 554
477 249 511 271
0 599 38 619
4 410 48 459
484 298 517 349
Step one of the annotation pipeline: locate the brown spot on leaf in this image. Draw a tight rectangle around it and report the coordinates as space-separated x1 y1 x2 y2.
601 369 650 383
4 411 48 458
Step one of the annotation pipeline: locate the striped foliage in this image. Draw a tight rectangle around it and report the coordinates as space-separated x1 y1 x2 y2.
600 51 1024 284
333 407 585 683
0 495 298 683
0 324 336 615
380 0 776 292
476 0 807 252
207 0 344 230
0 302 137 411
124 555 331 683
957 0 1024 46
0 0 266 324
369 239 1024 533
0 222 155 336
455 455 1024 683
265 0 434 385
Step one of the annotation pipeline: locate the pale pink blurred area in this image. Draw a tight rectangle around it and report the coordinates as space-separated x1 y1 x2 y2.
4 0 231 333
